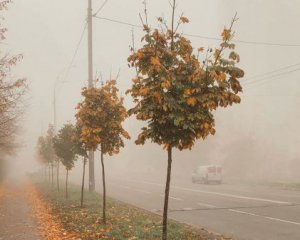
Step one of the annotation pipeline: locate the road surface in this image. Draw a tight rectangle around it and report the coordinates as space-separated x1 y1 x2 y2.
99 174 300 240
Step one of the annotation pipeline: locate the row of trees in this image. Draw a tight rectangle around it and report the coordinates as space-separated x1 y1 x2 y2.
37 80 129 218
0 0 27 180
37 1 244 239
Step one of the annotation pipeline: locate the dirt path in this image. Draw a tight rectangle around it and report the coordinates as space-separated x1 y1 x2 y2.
0 181 42 240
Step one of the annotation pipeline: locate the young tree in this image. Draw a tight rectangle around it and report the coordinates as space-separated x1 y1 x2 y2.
53 123 77 199
45 125 55 185
36 127 55 183
126 2 244 239
76 80 130 223
72 125 88 207
36 136 47 180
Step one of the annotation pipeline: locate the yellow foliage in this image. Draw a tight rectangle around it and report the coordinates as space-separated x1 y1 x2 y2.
222 28 231 41
153 91 162 103
186 97 197 106
198 47 204 52
150 57 161 66
218 72 226 81
180 16 189 24
161 80 171 89
163 143 169 150
75 80 130 155
126 13 244 151
162 104 168 112
209 71 218 79
184 89 191 97
139 87 149 96
136 51 144 59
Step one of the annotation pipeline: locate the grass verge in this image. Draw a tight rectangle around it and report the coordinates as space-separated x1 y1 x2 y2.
35 181 231 240
269 182 300 191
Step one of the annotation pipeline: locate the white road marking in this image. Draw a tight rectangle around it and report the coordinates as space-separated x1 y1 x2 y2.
113 180 300 226
229 209 300 226
140 181 291 205
160 195 183 201
182 207 193 211
197 202 217 208
195 202 300 226
134 189 151 194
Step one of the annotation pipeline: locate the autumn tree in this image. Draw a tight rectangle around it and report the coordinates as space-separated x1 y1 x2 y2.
0 0 27 157
76 80 130 223
53 123 77 199
126 1 244 239
36 136 47 180
36 126 56 183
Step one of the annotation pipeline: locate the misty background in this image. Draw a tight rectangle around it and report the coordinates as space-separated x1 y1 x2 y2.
3 0 300 183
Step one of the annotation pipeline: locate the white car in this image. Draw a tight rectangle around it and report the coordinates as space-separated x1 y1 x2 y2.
192 165 222 184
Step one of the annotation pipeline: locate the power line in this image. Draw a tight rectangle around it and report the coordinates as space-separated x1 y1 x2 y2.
93 16 142 28
243 94 300 98
62 22 87 82
244 62 300 83
93 0 109 17
243 67 300 88
92 16 300 89
185 33 300 47
93 16 300 47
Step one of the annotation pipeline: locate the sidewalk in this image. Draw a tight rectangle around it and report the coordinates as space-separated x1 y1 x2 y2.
0 181 41 240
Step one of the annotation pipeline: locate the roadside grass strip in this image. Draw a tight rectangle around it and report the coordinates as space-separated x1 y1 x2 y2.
270 182 300 191
35 181 232 240
26 182 80 240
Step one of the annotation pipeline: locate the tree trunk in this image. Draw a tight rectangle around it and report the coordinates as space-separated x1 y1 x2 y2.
162 146 173 240
81 158 87 208
48 164 51 183
56 161 60 192
65 169 69 200
51 163 54 186
44 165 47 181
100 149 106 224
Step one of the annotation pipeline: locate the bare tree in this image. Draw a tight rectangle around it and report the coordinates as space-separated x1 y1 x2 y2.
0 1 27 157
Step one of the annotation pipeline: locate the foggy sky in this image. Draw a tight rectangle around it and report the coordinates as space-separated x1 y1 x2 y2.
3 0 300 181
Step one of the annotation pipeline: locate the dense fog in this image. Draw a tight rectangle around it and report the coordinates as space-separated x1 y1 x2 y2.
2 0 300 183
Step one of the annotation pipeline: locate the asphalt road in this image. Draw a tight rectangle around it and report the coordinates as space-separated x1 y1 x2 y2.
99 174 300 240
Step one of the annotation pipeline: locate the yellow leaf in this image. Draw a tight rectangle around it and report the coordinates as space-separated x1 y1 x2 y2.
187 97 197 106
198 47 205 52
184 89 191 97
209 71 218 79
153 91 162 103
139 87 149 96
163 104 168 112
218 72 226 81
180 16 189 24
222 28 231 41
161 80 171 89
151 57 161 66
163 143 169 150
136 51 144 59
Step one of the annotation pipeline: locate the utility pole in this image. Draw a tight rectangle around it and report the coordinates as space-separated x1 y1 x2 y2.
87 0 95 192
